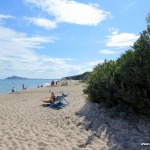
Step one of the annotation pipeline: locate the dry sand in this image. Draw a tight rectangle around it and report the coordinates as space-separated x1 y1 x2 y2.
0 80 150 150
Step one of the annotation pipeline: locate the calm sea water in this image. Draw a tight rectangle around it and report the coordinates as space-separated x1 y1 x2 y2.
0 79 59 94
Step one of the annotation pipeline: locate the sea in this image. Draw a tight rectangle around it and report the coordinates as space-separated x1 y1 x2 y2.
0 79 60 94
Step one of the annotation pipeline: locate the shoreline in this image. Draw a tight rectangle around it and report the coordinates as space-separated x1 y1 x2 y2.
0 78 60 95
0 81 150 150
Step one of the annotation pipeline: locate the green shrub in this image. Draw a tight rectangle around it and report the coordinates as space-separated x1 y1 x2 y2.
84 14 150 117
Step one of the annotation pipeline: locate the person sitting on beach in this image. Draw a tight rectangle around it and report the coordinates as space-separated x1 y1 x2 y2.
49 91 57 102
42 91 58 104
11 87 16 92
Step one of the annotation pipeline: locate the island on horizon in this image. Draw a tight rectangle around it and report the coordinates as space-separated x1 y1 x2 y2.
5 76 28 80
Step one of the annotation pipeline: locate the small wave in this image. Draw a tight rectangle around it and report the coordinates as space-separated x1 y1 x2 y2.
43 83 51 87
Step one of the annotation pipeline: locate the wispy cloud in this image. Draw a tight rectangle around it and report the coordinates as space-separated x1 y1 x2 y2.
26 17 58 29
25 0 111 26
108 27 119 35
0 14 15 19
106 33 139 47
0 26 84 78
0 14 15 25
0 26 54 69
98 50 115 54
0 26 55 50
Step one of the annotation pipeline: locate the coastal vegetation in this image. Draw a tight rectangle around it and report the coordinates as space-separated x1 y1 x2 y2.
63 72 90 81
84 13 150 117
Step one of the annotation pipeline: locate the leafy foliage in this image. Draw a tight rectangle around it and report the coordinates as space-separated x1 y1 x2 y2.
84 14 150 117
63 72 90 81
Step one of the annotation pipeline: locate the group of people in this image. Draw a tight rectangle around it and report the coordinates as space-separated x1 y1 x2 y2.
37 84 44 88
11 80 60 93
11 84 27 93
11 82 62 104
51 80 59 86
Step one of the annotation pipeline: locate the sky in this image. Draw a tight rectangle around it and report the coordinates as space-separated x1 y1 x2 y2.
0 0 150 79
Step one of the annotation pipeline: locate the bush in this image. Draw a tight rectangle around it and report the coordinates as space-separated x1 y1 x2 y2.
84 15 150 117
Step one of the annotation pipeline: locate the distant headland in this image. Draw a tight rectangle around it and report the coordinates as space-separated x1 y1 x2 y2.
5 76 28 80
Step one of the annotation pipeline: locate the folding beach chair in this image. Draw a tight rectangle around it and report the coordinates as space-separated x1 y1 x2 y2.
50 92 69 108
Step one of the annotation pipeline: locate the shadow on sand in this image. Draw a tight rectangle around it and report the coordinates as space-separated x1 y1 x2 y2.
75 102 150 150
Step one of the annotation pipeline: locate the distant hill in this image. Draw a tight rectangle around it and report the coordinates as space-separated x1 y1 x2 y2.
5 76 28 80
62 72 90 80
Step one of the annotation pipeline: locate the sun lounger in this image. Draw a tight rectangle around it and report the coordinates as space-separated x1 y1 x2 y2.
50 92 69 108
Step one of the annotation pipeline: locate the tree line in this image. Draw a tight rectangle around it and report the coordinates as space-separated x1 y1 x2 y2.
63 72 90 81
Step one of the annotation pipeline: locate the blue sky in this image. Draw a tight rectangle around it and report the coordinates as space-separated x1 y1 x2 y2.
0 0 150 79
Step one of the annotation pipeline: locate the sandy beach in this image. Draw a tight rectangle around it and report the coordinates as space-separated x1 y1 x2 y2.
0 81 150 150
